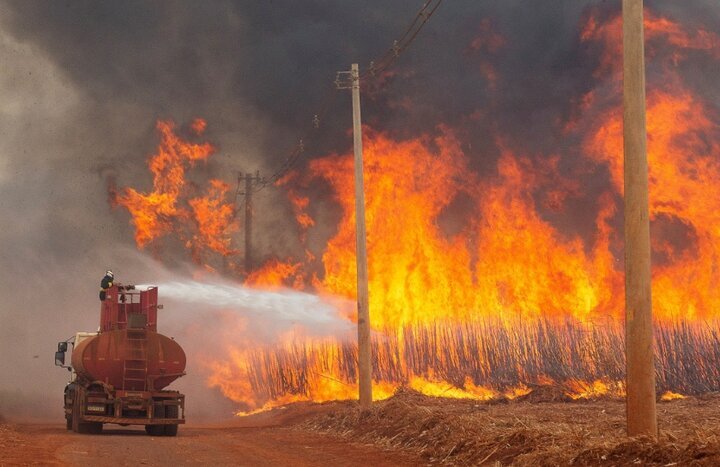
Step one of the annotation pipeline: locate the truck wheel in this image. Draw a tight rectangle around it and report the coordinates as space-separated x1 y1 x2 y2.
163 405 179 437
145 425 164 436
86 423 103 434
146 403 165 436
71 390 102 434
71 393 81 433
76 422 102 434
64 385 74 430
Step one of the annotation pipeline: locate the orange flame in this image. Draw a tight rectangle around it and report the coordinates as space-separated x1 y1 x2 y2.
113 10 720 411
114 119 238 263
565 379 625 401
277 171 316 231
581 9 720 78
188 179 239 259
285 129 621 328
586 90 720 321
246 259 304 290
660 391 685 401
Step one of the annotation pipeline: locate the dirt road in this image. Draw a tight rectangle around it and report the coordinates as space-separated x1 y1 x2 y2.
0 422 419 466
7 391 720 465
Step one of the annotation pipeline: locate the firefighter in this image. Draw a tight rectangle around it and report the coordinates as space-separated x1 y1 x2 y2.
99 270 114 301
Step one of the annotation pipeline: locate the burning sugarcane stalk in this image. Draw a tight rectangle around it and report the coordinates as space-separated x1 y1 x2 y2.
212 318 720 413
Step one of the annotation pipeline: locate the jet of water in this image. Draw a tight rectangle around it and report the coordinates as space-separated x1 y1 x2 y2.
136 279 353 330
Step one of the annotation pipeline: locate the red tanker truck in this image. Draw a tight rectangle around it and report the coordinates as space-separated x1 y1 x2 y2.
55 284 186 435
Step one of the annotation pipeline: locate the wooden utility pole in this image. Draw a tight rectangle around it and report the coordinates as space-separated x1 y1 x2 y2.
244 173 254 274
337 63 372 409
236 171 262 274
623 0 657 437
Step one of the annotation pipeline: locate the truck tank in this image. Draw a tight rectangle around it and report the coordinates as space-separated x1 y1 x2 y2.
71 285 186 392
71 329 186 391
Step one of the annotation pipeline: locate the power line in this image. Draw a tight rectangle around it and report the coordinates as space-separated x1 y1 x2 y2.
250 86 339 193
362 0 443 81
242 0 444 196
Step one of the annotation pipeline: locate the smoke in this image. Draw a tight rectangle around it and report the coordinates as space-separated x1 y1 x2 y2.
0 0 718 418
1 1 717 262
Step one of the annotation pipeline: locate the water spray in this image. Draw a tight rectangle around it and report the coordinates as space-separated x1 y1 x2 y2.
136 280 353 330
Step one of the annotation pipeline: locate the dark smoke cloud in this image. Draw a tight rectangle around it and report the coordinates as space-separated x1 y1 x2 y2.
0 0 718 417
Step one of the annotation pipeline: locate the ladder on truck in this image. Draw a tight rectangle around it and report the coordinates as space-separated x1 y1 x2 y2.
122 328 148 391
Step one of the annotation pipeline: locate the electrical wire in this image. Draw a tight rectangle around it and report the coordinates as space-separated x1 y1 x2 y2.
242 0 444 197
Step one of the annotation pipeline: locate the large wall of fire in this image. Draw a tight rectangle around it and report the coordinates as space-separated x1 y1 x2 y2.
112 9 720 411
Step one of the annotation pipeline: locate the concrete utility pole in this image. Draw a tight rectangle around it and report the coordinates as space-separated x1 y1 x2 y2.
337 63 372 409
623 0 657 437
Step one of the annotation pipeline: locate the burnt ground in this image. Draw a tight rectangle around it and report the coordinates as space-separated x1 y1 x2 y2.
2 391 720 466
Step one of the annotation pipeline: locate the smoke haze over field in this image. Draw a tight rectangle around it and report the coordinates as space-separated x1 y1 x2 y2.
0 1 719 417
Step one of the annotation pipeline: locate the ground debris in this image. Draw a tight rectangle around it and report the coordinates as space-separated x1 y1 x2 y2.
298 389 720 465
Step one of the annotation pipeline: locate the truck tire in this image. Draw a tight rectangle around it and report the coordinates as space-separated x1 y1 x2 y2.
76 419 102 434
145 424 164 436
71 391 81 433
86 423 103 434
163 405 179 437
64 384 74 430
71 388 103 434
145 402 165 436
